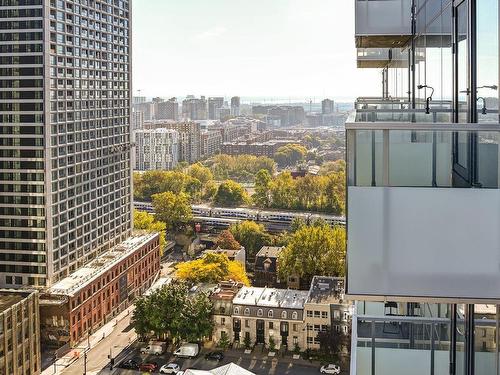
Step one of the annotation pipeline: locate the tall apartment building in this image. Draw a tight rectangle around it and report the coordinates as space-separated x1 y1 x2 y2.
133 101 154 121
132 110 144 130
135 128 179 171
0 0 135 288
349 1 500 374
159 121 201 163
231 96 241 116
200 129 222 159
252 105 305 127
208 97 224 120
182 96 207 120
156 97 179 121
321 98 334 114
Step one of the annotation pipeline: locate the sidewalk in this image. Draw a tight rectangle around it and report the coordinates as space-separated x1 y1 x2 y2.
41 306 135 375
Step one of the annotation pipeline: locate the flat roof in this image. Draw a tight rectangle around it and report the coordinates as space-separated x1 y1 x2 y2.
0 294 24 314
233 286 308 309
307 276 345 305
256 246 283 258
48 232 158 296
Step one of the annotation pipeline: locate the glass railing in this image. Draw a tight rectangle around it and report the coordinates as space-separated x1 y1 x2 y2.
346 122 500 188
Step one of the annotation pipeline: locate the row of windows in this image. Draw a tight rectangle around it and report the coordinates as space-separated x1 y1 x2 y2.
0 230 44 239
0 31 42 42
0 138 43 146
306 310 329 319
0 0 42 5
0 183 44 193
0 195 44 205
0 252 45 263
0 207 44 216
0 20 42 30
233 306 299 320
0 55 43 64
0 79 43 89
0 67 43 76
0 126 43 135
0 8 43 18
0 241 44 251
0 91 43 100
0 218 45 228
0 103 43 111
0 264 45 274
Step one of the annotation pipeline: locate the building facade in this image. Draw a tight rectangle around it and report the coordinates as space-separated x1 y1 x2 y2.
231 96 240 116
321 99 334 114
200 130 222 159
0 290 41 375
156 98 179 121
40 232 160 348
253 246 284 288
211 281 244 344
132 110 144 130
208 97 224 120
134 129 179 171
182 96 207 120
0 0 133 287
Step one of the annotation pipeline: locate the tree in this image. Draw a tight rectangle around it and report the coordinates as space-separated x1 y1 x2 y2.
317 327 350 357
268 336 276 352
278 224 346 287
152 191 192 231
133 210 167 254
273 144 307 167
253 169 272 207
203 180 218 201
290 217 306 232
188 163 214 184
218 331 231 349
214 180 249 207
270 172 296 209
132 297 151 340
176 252 250 285
178 292 214 342
207 154 276 182
215 230 241 250
230 221 271 260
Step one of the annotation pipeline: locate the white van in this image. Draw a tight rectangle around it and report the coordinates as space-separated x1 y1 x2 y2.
173 343 199 358
140 342 166 355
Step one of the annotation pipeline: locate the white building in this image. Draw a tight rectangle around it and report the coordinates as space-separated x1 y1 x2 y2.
135 129 179 171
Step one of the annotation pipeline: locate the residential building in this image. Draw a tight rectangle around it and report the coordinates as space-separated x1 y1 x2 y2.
133 96 147 105
0 290 41 375
253 246 284 288
134 128 179 171
154 121 201 163
349 1 500 374
0 0 133 288
132 110 145 130
182 96 208 120
231 96 241 116
156 97 179 121
321 99 335 114
39 232 161 348
200 130 223 158
210 281 244 343
133 101 155 121
216 106 231 121
304 277 349 350
208 97 225 120
253 106 305 127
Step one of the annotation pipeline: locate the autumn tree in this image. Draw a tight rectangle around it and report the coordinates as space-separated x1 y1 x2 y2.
214 180 249 207
208 154 276 182
253 169 272 207
278 224 346 286
188 163 214 184
273 144 307 167
133 210 167 254
214 230 241 250
230 221 271 260
152 191 193 231
270 172 296 209
176 252 250 285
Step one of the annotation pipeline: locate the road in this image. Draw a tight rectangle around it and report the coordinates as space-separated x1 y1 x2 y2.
60 313 136 375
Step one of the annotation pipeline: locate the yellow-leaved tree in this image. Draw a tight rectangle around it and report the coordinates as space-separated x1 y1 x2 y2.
133 210 167 255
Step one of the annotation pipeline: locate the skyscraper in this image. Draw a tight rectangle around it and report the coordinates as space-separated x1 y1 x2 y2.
321 98 334 114
208 97 224 120
0 0 133 287
135 129 179 171
182 96 207 120
156 97 179 120
231 96 241 116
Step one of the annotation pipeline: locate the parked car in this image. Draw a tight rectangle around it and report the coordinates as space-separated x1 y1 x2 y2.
205 351 224 361
140 342 166 355
320 364 341 374
140 362 159 373
119 359 140 369
159 363 181 374
173 343 199 358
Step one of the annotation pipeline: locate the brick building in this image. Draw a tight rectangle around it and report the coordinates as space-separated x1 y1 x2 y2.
40 232 160 349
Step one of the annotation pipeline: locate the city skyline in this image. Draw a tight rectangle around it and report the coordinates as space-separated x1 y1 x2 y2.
132 0 380 99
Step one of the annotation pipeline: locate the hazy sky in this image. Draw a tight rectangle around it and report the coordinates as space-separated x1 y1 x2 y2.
132 0 380 101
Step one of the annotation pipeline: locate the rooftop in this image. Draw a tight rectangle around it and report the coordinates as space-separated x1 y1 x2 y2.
307 276 345 305
233 286 309 309
0 290 33 314
256 246 283 258
211 281 244 301
204 247 244 259
48 232 158 296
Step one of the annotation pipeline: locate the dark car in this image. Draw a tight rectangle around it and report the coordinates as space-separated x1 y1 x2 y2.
205 351 224 361
139 362 159 372
119 359 140 369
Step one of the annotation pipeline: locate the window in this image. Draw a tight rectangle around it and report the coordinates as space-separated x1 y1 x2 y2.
292 324 297 332
221 318 226 326
269 322 273 329
321 311 328 319
306 310 313 317
268 310 273 318
314 311 320 318
314 324 320 332
244 308 250 316
292 312 298 320
233 307 239 315
307 337 313 344
257 309 263 317
281 311 287 319
245 319 249 328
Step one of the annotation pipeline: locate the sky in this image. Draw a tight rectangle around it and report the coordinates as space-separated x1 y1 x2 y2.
132 0 380 101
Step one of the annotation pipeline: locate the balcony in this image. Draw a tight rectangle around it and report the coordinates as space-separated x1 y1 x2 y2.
355 0 412 48
346 120 500 301
357 48 410 69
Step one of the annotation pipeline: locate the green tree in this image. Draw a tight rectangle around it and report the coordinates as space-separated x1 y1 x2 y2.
188 163 214 184
218 331 231 349
230 221 271 260
214 180 249 207
273 144 307 167
253 169 272 207
317 327 350 357
152 191 193 231
203 180 218 201
178 292 214 342
214 230 241 250
131 297 151 340
290 217 306 232
278 224 346 286
133 210 167 254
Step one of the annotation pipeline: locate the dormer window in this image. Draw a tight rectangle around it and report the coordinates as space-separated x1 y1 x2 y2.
292 311 298 320
244 308 250 316
281 311 287 319
257 309 263 317
268 310 273 318
233 307 239 314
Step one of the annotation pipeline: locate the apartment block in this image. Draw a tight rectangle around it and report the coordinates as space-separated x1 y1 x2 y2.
182 96 207 120
208 97 224 120
156 97 179 121
200 129 222 158
135 128 179 171
231 96 241 116
39 232 160 348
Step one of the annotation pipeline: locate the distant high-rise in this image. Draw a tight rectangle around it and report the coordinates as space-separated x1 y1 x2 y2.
132 110 145 130
182 96 208 120
133 101 155 121
157 97 179 121
133 96 147 105
135 129 179 171
208 97 225 120
156 121 202 163
0 0 134 287
231 96 241 116
322 98 335 114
